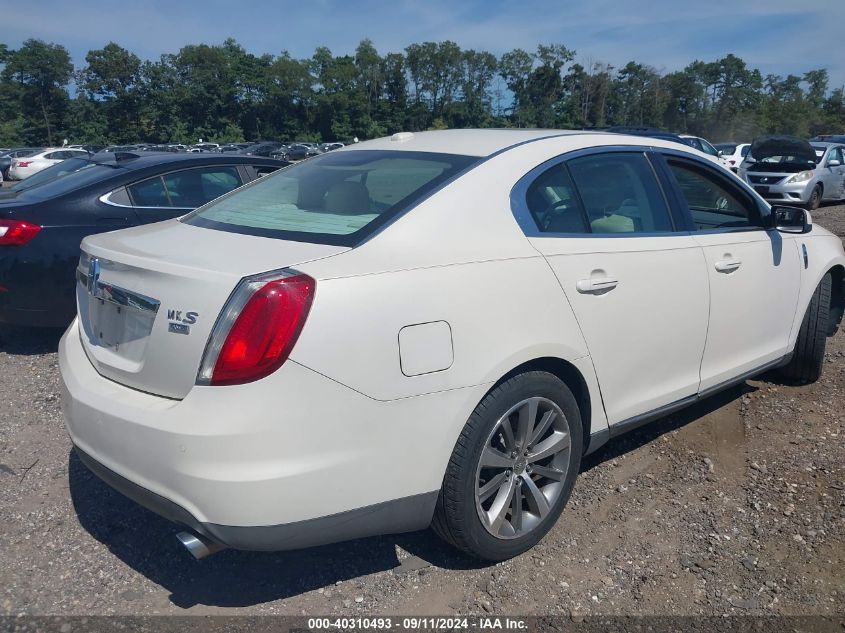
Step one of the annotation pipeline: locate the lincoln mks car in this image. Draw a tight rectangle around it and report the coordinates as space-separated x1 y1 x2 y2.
59 130 845 561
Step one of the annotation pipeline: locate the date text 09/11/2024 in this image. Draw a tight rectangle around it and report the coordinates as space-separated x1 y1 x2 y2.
305 617 528 630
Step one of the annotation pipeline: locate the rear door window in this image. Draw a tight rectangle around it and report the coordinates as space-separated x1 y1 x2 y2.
567 152 674 233
524 164 589 233
163 166 241 207
127 176 170 207
128 166 243 209
253 165 281 178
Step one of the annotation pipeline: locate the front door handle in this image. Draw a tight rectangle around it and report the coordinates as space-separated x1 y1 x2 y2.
714 259 742 273
576 276 619 293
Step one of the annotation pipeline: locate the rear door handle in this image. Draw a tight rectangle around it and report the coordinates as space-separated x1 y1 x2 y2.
576 277 619 293
714 259 742 273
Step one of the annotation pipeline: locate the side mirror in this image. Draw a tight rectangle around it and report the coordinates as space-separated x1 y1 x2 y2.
772 205 811 234
828 159 841 167
717 150 723 157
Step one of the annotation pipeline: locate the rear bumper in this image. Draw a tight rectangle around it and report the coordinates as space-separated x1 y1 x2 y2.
74 443 437 551
59 320 485 550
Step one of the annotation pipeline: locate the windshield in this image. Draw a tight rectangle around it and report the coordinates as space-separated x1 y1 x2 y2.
10 157 97 192
8 148 41 158
715 143 737 154
811 145 827 161
183 150 479 246
699 140 719 156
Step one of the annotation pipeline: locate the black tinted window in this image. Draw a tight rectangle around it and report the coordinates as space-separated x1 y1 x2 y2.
667 159 761 230
568 153 673 233
163 166 241 207
128 167 243 208
524 164 589 233
128 176 169 207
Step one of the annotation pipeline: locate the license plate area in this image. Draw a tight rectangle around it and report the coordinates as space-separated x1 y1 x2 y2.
754 185 770 195
88 297 155 353
76 264 160 369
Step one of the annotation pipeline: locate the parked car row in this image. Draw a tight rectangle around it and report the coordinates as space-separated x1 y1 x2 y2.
92 140 346 159
8 147 91 180
0 139 344 183
604 127 729 169
0 148 44 181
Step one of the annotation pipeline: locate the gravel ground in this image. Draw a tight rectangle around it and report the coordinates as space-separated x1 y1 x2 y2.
1 204 843 618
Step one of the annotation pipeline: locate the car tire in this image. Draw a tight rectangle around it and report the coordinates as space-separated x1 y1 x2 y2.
780 273 832 384
805 185 822 211
432 371 583 561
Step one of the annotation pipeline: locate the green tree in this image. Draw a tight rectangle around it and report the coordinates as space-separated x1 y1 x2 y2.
78 42 142 142
2 39 73 145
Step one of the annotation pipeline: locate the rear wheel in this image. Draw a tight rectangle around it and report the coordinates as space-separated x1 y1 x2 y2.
432 371 582 560
780 274 832 383
805 185 822 211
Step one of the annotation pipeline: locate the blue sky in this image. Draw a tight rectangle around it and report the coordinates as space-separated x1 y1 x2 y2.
4 0 843 89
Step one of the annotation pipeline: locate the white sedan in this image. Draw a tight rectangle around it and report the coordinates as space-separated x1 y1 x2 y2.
59 130 845 561
715 142 751 172
8 147 89 180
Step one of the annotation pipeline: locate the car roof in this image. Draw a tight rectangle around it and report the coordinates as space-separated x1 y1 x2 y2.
348 129 697 158
87 151 284 171
350 129 606 157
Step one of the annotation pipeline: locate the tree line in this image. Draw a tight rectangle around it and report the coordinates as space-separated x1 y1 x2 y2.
0 37 843 147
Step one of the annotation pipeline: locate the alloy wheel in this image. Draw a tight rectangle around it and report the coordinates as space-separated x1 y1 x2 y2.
475 397 571 539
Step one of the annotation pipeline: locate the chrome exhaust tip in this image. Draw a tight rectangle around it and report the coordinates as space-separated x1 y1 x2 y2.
175 531 226 560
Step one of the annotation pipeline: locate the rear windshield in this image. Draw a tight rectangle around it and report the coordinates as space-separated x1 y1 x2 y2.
10 157 97 192
183 150 479 245
715 143 737 154
20 163 119 199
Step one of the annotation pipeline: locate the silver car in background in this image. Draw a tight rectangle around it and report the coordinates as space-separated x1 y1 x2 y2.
739 136 845 210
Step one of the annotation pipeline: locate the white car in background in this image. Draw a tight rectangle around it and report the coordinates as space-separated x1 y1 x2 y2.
8 147 90 180
679 134 729 167
715 143 751 172
59 129 845 562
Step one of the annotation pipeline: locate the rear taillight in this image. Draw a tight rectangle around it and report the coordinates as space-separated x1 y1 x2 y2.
197 270 315 386
16 161 32 168
0 220 41 246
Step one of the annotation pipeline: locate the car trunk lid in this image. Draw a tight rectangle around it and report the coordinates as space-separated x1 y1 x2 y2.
77 220 346 399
